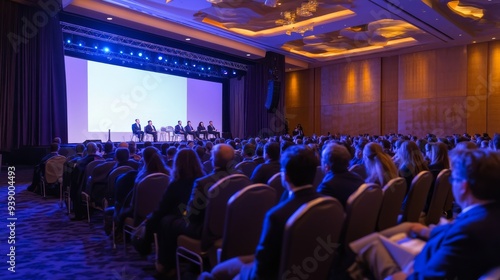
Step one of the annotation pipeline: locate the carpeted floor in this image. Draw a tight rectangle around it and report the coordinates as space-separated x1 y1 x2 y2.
0 166 158 280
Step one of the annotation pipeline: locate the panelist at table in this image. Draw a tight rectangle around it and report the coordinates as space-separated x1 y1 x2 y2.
208 120 220 139
197 121 209 139
175 120 187 139
145 120 158 142
185 120 198 139
131 118 144 142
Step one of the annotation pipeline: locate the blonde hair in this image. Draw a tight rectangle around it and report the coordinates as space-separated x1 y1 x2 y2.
363 142 399 186
429 142 450 169
396 141 428 175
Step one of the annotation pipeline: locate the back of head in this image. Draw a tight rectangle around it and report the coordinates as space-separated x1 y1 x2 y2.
173 148 204 181
450 149 500 202
243 143 256 157
128 141 137 154
492 134 500 150
455 141 478 151
195 146 205 160
86 142 97 155
265 142 281 161
212 144 235 170
115 148 130 163
104 141 114 153
321 143 350 173
430 142 450 168
50 143 60 153
52 137 61 144
281 145 317 187
167 146 177 158
75 144 85 153
363 142 399 185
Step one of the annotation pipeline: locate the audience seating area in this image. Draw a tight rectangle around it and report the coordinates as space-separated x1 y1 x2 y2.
24 131 492 279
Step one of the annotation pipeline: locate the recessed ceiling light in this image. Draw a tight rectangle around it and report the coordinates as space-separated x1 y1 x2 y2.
459 34 462 36
106 17 113 21
472 41 476 43
246 54 251 57
493 37 497 40
185 38 191 41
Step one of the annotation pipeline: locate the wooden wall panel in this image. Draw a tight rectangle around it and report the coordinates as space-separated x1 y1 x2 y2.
487 41 500 134
382 101 398 134
284 69 316 135
321 102 380 135
466 43 488 134
381 56 399 134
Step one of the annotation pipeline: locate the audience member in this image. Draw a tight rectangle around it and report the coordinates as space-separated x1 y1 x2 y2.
363 142 399 186
317 143 364 208
145 120 158 142
27 142 60 193
250 142 281 184
199 145 323 279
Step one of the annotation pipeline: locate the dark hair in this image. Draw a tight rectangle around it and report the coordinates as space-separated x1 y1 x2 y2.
115 148 130 163
75 144 85 153
50 143 60 152
243 143 256 157
167 146 177 157
264 142 280 161
450 149 500 201
136 146 169 182
195 146 205 160
172 148 205 182
281 145 317 186
104 141 114 153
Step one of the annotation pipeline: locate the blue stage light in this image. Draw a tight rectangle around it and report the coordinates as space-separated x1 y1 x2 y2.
138 53 143 57
130 52 133 55
67 39 71 43
94 46 98 49
104 47 110 53
79 43 82 47
158 56 163 60
120 51 123 54
201 67 205 70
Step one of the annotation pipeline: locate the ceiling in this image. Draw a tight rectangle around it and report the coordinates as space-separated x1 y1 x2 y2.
63 0 500 71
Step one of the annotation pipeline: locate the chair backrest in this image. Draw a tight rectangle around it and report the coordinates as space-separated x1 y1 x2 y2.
107 166 135 198
202 174 253 249
235 161 257 178
90 161 116 184
220 184 276 262
343 183 383 244
401 170 433 222
45 155 66 183
377 177 407 231
349 164 367 180
82 159 105 190
267 172 284 204
134 172 170 224
425 169 451 225
279 197 344 279
160 126 167 132
312 165 324 188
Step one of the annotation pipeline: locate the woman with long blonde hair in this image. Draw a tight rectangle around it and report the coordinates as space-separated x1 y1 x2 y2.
363 142 399 186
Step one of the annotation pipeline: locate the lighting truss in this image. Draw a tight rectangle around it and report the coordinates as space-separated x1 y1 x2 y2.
60 21 248 78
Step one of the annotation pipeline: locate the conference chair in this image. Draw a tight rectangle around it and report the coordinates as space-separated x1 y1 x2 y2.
343 183 383 244
166 126 175 141
235 161 257 178
40 155 66 205
400 171 433 223
80 159 105 223
176 174 252 276
123 173 170 252
159 127 168 141
422 169 451 225
267 172 284 204
217 184 276 263
86 161 116 209
278 197 344 279
376 177 407 231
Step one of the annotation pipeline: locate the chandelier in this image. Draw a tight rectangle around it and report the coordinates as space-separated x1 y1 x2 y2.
274 0 318 35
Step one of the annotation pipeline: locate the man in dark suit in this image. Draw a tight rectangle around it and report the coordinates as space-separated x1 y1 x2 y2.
317 143 364 208
174 120 187 139
145 120 157 142
250 142 281 184
156 144 239 275
199 145 325 280
207 120 220 139
360 149 500 280
131 119 144 142
184 120 198 139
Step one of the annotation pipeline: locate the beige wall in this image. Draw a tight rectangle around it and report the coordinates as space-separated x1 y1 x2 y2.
284 41 500 137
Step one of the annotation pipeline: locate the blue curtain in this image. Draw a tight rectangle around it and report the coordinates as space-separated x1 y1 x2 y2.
0 0 68 151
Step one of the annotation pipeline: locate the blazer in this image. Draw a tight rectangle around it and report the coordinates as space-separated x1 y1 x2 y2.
185 125 195 133
197 125 207 132
250 160 281 184
317 170 364 208
175 124 184 134
208 125 218 133
145 125 156 134
132 123 141 134
409 202 500 280
239 186 324 280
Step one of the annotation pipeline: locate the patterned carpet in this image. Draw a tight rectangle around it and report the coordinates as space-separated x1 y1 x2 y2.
0 166 157 280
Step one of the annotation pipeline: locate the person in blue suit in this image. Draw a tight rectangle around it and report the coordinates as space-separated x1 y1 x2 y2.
131 119 144 142
199 145 325 280
362 149 500 280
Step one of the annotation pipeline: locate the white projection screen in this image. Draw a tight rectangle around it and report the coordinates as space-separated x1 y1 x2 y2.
65 56 223 143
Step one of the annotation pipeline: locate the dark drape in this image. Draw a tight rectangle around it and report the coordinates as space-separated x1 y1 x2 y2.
244 52 286 138
0 0 67 151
